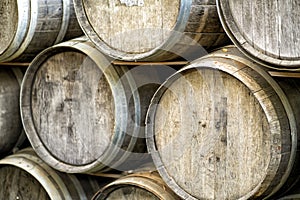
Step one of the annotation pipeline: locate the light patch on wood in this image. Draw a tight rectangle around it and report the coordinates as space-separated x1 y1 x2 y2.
0 0 18 54
83 0 180 53
119 0 144 7
31 51 115 165
154 69 271 199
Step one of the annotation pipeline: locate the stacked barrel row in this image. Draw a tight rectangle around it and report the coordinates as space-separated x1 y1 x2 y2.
0 0 300 199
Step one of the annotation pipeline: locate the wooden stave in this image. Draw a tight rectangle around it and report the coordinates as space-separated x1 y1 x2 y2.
270 78 300 198
73 0 229 61
146 46 299 199
0 148 102 200
216 0 300 70
0 67 25 156
0 0 83 63
92 172 180 200
20 37 165 174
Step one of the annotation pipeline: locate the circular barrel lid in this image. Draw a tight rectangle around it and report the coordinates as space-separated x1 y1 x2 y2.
217 0 300 70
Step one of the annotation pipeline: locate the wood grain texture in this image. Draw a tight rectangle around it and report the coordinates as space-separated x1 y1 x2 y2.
84 0 179 54
31 51 114 165
0 148 103 200
20 37 171 173
0 0 18 54
93 172 179 200
0 0 83 62
270 78 300 199
105 186 159 200
146 46 300 199
0 68 23 156
74 0 230 61
0 166 50 200
217 0 300 69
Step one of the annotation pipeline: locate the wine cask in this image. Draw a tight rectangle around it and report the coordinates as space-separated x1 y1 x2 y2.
20 37 174 174
73 0 229 61
217 0 300 70
146 46 300 199
0 0 83 62
92 172 179 200
0 148 103 200
0 67 24 156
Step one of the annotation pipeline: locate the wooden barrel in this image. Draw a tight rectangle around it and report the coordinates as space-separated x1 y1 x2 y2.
0 67 25 156
0 148 104 200
20 37 174 174
73 0 230 61
217 0 300 70
92 172 180 200
146 46 300 199
0 0 83 62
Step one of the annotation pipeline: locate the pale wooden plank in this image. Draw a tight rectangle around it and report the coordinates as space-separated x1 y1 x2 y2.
278 0 300 59
264 0 280 58
252 0 266 54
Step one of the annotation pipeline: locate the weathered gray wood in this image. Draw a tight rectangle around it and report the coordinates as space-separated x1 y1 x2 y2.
32 51 114 166
0 68 23 156
269 78 300 198
93 172 180 200
105 186 159 200
0 0 83 62
74 0 230 61
146 46 300 199
0 148 103 200
0 166 50 200
217 0 300 69
20 37 173 174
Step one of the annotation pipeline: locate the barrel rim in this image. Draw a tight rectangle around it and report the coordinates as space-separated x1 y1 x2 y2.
73 0 192 61
20 37 131 173
0 0 30 61
146 46 297 199
3 0 39 62
0 150 73 199
216 0 300 70
53 0 71 44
